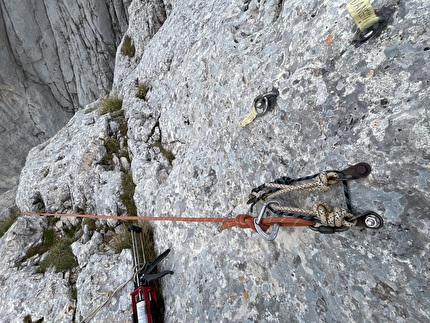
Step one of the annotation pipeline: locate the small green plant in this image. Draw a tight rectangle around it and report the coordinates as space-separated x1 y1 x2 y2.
120 170 137 216
108 221 156 259
75 195 88 215
0 212 18 238
121 35 136 58
120 150 130 161
25 228 56 260
161 146 175 165
104 137 120 156
101 137 121 166
84 106 98 114
135 83 149 100
42 168 49 178
75 206 86 214
23 220 80 273
39 239 78 273
99 95 122 115
82 218 97 231
111 110 128 139
108 226 132 253
136 221 157 262
71 286 78 301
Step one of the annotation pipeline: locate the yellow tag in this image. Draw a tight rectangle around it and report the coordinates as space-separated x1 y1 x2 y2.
239 107 257 127
346 0 379 31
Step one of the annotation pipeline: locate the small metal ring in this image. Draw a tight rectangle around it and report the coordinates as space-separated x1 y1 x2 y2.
350 211 384 229
353 17 385 44
254 96 269 116
364 213 383 229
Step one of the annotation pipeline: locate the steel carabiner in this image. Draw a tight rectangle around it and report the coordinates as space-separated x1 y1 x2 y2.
254 200 281 241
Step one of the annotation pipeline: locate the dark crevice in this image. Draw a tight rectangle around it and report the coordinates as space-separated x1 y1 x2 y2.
274 0 284 21
0 3 22 73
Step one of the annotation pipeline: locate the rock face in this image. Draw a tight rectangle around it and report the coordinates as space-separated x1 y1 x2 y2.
0 0 131 193
16 102 125 216
0 216 75 323
3 0 430 322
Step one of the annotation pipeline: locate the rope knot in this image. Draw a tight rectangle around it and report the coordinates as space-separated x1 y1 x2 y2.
316 172 339 190
219 214 256 232
235 213 256 229
313 202 331 224
313 203 356 227
315 172 329 190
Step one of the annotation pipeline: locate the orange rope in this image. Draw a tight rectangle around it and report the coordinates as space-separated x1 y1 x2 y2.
20 212 315 232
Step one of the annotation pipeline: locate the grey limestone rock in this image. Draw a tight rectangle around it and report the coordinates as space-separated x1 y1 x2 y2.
0 0 131 193
72 233 134 323
117 0 430 322
16 102 125 217
0 216 75 322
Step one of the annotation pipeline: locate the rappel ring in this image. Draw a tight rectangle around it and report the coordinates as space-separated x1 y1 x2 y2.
254 96 269 116
253 89 279 117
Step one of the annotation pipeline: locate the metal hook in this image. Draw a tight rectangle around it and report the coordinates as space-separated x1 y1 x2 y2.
254 96 269 116
331 162 372 181
253 89 279 117
254 200 281 241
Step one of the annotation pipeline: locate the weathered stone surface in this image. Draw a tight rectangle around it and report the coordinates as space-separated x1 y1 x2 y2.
16 102 124 217
72 233 133 323
113 0 167 89
0 82 71 194
8 101 135 322
0 216 75 323
0 0 131 193
118 0 429 322
0 186 17 218
3 0 430 322
0 0 131 110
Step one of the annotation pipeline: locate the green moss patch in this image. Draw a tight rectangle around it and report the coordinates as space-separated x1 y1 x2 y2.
24 219 80 273
135 83 149 100
120 170 137 216
39 238 78 273
120 35 136 58
0 213 18 238
99 95 123 115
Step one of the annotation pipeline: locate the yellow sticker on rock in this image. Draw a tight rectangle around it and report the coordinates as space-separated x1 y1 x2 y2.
346 0 379 31
239 107 257 127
